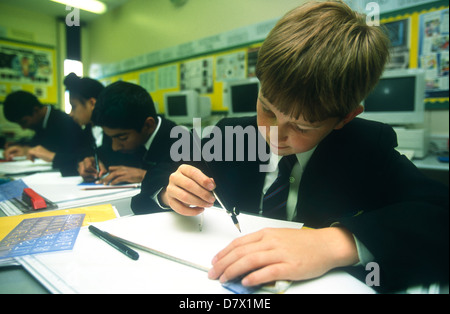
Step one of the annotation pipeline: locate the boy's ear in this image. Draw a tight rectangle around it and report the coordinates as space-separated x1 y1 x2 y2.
334 105 364 130
87 97 96 109
142 117 157 135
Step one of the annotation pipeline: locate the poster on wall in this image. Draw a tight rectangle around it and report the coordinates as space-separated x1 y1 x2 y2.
418 8 449 99
0 39 56 103
384 18 411 70
180 57 213 94
215 51 246 81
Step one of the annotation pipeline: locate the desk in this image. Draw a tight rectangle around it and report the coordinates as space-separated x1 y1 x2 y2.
0 197 134 294
0 170 136 294
413 154 449 186
0 198 375 294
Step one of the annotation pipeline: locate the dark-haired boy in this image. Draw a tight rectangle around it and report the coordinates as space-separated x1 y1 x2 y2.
79 81 178 187
3 90 87 175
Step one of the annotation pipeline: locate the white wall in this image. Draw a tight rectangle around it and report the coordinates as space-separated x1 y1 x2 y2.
87 0 304 66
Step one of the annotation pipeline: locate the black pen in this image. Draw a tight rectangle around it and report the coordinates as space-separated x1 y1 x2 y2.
89 128 101 180
192 129 241 232
93 147 100 180
88 225 139 260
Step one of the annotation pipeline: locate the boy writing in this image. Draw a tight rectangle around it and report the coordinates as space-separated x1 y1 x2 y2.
136 1 448 292
2 90 87 176
79 81 179 185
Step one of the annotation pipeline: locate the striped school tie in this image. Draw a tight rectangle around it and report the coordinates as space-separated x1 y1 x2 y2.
262 154 297 220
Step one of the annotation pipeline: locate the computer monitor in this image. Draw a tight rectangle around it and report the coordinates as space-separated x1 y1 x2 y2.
164 90 211 125
360 69 426 125
224 77 260 117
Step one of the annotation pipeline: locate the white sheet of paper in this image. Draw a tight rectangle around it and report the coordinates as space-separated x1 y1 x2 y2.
21 172 140 209
0 159 52 175
17 208 375 294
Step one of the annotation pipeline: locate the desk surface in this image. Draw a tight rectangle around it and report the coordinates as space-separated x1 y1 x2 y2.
413 154 449 171
0 197 133 294
0 197 374 294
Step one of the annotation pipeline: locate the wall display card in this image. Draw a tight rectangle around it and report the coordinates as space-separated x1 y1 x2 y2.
419 8 449 98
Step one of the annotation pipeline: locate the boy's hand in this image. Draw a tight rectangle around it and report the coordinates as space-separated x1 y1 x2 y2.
96 166 146 185
78 157 107 181
161 164 216 216
27 145 55 162
3 145 29 161
208 227 359 287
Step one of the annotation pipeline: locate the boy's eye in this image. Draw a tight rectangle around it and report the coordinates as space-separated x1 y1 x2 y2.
261 105 275 115
293 124 308 133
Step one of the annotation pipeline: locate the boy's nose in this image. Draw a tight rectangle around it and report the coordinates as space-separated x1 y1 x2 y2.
111 140 121 151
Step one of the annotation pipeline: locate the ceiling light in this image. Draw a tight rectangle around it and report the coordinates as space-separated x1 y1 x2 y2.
51 0 107 14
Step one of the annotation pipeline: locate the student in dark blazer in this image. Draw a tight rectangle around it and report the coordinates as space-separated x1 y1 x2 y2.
133 2 449 293
2 90 88 175
82 81 179 185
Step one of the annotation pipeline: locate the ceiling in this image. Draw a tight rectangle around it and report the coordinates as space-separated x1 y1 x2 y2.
1 0 130 23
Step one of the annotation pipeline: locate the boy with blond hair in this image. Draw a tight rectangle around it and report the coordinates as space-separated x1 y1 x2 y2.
135 1 448 292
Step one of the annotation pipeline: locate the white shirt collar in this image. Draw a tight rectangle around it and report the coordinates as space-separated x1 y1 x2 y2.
268 145 317 171
42 105 51 129
144 116 162 151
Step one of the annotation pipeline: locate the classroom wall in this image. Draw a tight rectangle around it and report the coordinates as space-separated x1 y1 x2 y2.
0 2 62 138
87 0 305 67
0 0 448 141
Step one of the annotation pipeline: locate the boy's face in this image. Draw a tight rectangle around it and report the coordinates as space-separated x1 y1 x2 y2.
69 97 94 126
102 127 147 154
16 108 42 131
101 117 157 154
256 94 347 156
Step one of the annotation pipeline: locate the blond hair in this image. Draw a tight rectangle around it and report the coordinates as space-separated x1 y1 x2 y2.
255 1 390 122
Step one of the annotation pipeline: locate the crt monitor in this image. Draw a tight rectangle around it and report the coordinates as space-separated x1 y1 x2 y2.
225 77 260 116
360 69 426 125
164 90 211 125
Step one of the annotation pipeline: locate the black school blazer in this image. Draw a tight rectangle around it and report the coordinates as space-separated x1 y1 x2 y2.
133 116 449 292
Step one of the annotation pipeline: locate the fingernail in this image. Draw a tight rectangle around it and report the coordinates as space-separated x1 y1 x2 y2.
208 268 216 279
219 275 227 283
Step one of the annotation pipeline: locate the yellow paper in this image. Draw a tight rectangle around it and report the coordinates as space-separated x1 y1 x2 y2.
0 204 119 241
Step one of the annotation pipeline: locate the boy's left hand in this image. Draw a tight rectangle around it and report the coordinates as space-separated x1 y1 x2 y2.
208 227 359 287
27 145 55 162
96 166 146 185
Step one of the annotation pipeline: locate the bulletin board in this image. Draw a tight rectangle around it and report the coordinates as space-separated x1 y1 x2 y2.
0 38 58 105
380 2 449 109
98 43 262 114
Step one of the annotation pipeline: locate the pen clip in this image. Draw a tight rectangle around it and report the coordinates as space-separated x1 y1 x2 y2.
226 206 239 217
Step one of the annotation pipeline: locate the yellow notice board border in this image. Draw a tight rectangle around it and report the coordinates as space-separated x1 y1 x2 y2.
0 38 58 105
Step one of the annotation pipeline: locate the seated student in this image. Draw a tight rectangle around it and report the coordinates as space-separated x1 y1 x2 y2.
64 72 104 141
81 81 179 186
134 1 449 293
2 90 87 175
64 72 129 173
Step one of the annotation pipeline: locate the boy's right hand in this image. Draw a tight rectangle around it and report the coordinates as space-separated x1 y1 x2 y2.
161 164 216 216
78 156 107 181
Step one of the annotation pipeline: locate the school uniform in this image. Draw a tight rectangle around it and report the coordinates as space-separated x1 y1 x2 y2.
125 116 180 207
132 115 449 292
27 106 89 176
